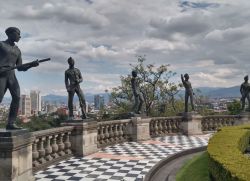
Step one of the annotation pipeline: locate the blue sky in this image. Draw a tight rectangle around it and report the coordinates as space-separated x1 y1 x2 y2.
1 0 250 96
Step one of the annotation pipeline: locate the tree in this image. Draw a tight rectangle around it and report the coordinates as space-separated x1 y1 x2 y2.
111 55 181 116
227 100 241 115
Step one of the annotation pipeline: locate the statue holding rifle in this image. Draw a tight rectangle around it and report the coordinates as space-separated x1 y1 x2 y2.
0 27 50 129
240 75 250 111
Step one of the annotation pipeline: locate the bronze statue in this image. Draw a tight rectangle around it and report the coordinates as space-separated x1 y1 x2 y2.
131 70 144 114
181 73 195 112
0 27 39 130
240 75 250 111
65 57 87 119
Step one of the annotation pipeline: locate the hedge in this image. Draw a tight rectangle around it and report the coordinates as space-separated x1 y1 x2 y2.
207 125 250 181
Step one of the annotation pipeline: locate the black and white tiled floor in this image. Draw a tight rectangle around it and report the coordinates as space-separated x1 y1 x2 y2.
35 134 211 181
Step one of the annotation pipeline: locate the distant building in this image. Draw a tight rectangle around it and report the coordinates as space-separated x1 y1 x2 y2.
30 90 41 115
94 95 104 110
46 104 57 113
57 107 68 116
19 95 31 117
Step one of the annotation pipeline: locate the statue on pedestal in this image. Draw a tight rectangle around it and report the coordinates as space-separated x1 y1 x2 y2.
131 70 144 114
65 57 87 120
181 73 195 112
240 75 250 111
0 27 40 130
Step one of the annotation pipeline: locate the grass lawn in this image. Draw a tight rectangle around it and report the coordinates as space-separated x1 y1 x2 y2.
176 151 211 181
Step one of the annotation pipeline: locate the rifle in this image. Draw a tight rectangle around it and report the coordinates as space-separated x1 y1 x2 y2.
0 58 51 74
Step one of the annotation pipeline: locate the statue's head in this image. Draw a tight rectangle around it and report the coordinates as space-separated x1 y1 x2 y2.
67 57 75 66
244 75 248 81
184 73 189 80
5 27 21 42
132 70 137 78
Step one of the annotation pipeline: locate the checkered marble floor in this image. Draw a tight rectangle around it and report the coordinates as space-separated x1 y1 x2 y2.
35 134 212 181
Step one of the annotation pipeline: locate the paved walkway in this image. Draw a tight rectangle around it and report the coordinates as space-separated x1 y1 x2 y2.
35 134 212 181
149 151 205 181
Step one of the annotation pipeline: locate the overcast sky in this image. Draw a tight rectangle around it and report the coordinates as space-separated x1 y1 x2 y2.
0 0 249 96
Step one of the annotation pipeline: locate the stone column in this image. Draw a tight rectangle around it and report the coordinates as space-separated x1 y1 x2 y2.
180 112 203 135
61 119 98 156
0 129 34 181
129 117 151 142
239 111 250 125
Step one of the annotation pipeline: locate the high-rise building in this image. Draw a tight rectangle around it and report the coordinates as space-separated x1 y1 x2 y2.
30 90 41 115
94 95 104 110
19 95 31 117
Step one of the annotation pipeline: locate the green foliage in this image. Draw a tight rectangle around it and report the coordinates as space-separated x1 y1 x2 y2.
227 100 241 115
176 152 210 181
15 114 67 132
207 125 250 181
111 55 181 116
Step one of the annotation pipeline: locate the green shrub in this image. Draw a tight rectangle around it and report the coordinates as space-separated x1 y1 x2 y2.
207 125 250 181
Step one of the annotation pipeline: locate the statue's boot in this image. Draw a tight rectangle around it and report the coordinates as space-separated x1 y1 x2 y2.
6 123 22 130
81 115 87 119
80 107 87 119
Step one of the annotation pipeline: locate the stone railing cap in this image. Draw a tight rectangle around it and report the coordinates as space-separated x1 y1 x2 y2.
0 129 29 137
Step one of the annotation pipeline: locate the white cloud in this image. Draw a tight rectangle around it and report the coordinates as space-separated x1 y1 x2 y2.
1 0 250 95
11 3 109 28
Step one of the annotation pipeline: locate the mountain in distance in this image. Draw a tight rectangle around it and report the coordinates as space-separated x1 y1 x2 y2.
202 86 241 98
1 86 241 105
176 86 241 99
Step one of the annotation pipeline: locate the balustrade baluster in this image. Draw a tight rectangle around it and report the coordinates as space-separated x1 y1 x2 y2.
64 131 72 154
172 119 178 132
104 125 110 145
38 137 46 164
169 120 174 133
119 124 123 142
100 126 105 146
155 120 159 136
125 123 129 141
45 136 53 161
109 124 115 144
114 124 119 143
166 120 170 133
208 118 212 131
97 126 101 147
150 121 155 136
58 133 65 156
162 119 167 135
158 120 163 136
32 139 39 168
51 134 59 158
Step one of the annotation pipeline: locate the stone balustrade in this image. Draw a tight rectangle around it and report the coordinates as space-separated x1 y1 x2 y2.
32 126 74 172
1 113 248 180
150 116 182 137
97 119 132 148
201 115 240 132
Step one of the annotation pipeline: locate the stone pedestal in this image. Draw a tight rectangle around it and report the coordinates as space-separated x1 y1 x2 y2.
180 112 202 135
239 111 250 125
0 129 34 181
61 119 98 156
130 117 151 142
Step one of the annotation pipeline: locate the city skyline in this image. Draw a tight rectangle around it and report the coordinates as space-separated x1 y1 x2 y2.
1 0 250 96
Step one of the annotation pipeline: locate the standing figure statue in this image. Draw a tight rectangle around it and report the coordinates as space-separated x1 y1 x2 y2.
131 70 144 114
65 57 87 120
181 73 195 112
0 27 39 130
240 75 250 111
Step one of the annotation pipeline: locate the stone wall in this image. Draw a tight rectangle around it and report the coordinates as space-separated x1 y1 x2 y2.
1 112 249 180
